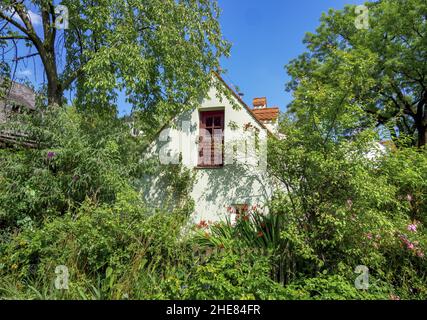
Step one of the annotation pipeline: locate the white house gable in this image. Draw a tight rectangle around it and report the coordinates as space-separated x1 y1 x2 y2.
142 74 280 223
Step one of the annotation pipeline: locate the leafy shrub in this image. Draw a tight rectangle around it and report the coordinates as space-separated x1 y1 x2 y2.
194 207 290 285
0 106 141 229
0 105 196 300
266 116 427 298
281 273 392 300
179 247 287 300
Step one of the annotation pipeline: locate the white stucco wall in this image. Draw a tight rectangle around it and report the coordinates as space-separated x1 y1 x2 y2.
262 119 279 134
141 80 279 224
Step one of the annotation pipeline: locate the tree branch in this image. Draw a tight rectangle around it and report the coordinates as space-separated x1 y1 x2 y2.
390 81 416 118
12 52 39 61
0 8 29 36
0 35 29 40
49 3 56 46
62 67 84 91
11 4 44 53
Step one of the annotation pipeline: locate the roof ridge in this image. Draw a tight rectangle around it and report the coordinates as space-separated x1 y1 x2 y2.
213 71 273 133
253 107 279 110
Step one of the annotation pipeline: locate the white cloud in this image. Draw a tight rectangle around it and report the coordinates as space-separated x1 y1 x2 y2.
17 69 32 77
6 9 42 27
27 10 42 26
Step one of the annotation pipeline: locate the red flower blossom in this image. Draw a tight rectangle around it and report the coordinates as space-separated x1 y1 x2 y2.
257 231 264 238
196 220 208 229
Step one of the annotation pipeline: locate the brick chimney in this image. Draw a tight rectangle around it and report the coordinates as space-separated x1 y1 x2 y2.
252 97 267 109
251 97 280 133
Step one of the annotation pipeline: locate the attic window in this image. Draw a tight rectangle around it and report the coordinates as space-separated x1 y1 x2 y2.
198 110 224 167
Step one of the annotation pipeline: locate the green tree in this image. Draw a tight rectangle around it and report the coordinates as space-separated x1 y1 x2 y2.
286 0 427 146
0 0 230 121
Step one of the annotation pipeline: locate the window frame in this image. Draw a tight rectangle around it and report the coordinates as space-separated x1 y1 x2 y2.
198 110 225 168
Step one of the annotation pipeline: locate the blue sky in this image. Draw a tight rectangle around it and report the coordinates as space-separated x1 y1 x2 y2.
218 0 365 112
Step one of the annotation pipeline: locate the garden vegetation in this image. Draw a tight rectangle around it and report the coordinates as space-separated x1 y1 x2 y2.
0 0 426 300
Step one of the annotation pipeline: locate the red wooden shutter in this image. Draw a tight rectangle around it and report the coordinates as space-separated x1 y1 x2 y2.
198 111 224 167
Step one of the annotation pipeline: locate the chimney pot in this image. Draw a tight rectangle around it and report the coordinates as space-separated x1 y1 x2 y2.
253 97 267 109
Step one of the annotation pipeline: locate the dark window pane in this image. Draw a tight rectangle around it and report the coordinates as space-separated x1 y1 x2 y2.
206 117 213 127
214 116 221 127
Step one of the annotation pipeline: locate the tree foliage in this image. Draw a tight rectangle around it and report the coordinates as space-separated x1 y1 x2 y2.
286 0 427 146
0 0 230 126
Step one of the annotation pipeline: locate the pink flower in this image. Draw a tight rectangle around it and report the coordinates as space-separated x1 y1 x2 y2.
406 194 413 202
407 224 417 232
416 250 424 258
407 243 415 250
366 233 373 240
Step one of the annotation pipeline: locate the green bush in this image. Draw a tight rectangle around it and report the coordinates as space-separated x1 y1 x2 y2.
0 196 194 299
179 247 287 300
0 107 140 229
266 115 427 299
0 106 196 300
281 273 392 300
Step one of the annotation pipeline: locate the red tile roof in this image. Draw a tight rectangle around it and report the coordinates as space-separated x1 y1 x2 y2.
252 107 279 121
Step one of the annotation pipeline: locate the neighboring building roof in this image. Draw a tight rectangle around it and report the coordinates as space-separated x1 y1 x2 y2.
0 81 37 148
0 81 36 110
252 107 279 122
